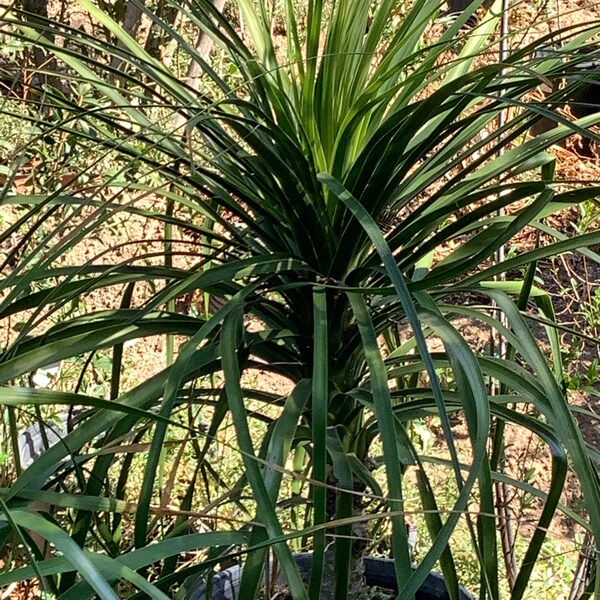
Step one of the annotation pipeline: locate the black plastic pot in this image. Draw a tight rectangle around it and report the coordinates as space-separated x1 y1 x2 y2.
187 553 474 600
446 0 493 14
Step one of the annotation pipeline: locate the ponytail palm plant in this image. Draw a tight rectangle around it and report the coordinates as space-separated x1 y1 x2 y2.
1 0 600 598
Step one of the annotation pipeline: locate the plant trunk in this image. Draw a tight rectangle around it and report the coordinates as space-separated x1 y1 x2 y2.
318 477 372 599
317 534 370 600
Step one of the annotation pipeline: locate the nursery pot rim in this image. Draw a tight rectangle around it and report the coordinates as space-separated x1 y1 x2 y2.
187 552 475 600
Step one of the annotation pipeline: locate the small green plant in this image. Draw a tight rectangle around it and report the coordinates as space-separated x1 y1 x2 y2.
580 288 600 334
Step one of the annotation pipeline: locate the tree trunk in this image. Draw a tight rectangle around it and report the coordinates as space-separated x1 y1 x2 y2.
22 0 61 93
172 0 226 132
144 0 179 60
110 0 146 75
185 0 227 88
